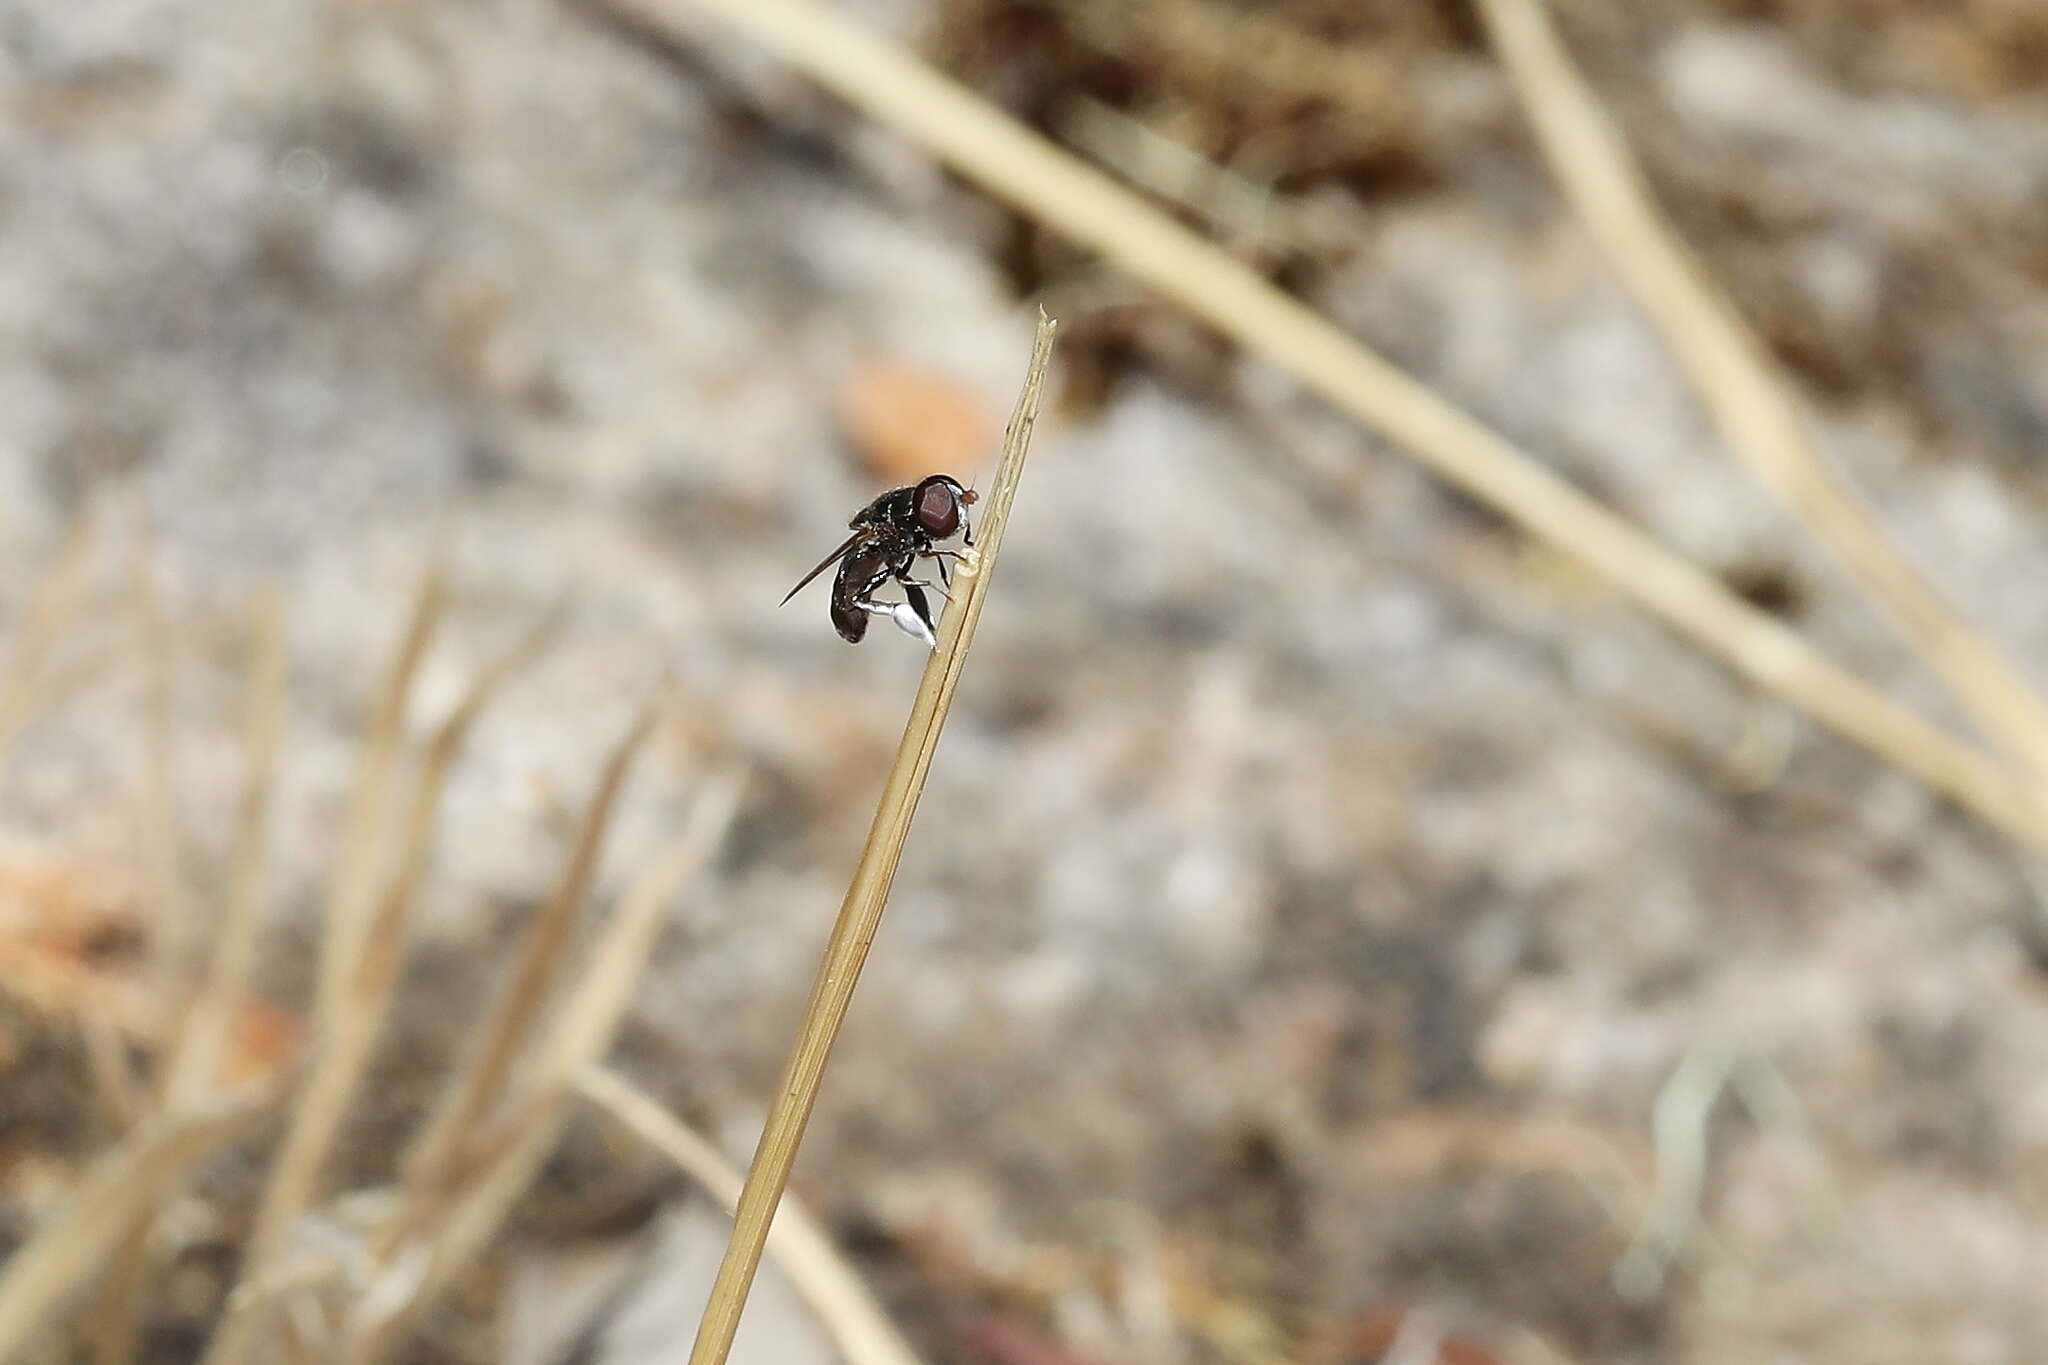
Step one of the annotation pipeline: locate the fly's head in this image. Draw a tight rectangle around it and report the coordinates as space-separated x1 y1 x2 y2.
910 474 976 545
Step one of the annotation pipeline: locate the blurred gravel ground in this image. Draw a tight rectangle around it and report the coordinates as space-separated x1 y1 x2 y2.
3 1 2048 1362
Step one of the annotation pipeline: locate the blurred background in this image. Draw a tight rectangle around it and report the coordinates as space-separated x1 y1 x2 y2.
3 0 2048 1362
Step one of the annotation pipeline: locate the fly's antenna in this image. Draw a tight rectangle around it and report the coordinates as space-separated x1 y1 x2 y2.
960 472 983 547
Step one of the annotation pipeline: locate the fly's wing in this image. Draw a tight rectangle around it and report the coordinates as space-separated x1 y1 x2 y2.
781 531 865 606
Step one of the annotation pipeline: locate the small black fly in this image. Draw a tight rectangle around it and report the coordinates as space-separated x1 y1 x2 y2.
782 474 978 647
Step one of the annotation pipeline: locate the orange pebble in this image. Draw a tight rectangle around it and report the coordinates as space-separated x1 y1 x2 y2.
838 360 990 482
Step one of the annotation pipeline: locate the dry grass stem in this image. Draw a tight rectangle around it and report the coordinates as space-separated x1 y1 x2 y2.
339 768 746 1362
683 312 1057 1365
0 508 99 768
0 1085 275 1361
80 1011 142 1131
1058 96 1289 253
601 0 2048 846
166 591 288 1107
385 687 665 1250
129 522 199 1060
315 556 448 1030
87 525 211 1365
1474 0 2048 790
87 595 292 1365
200 599 554 1365
578 1065 925 1365
89 1236 153 1365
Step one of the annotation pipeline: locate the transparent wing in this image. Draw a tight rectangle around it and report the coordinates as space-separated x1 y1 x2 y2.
781 531 865 606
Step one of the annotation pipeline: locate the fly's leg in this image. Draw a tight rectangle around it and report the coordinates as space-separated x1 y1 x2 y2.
925 548 971 590
855 591 937 649
901 583 938 642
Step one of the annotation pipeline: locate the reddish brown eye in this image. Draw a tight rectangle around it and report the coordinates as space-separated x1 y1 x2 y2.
915 479 960 537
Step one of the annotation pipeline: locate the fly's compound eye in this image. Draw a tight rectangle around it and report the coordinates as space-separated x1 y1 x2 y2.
914 478 962 538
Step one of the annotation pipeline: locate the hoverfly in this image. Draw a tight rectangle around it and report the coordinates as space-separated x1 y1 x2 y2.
781 474 978 646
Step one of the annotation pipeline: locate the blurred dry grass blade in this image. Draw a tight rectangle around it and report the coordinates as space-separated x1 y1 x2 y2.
0 1085 274 1360
199 593 555 1365
0 508 99 769
578 1065 925 1365
167 591 289 1107
91 594 292 1365
1613 1042 1734 1301
593 0 2048 847
1057 95 1287 253
1474 0 2048 792
315 554 448 1031
129 519 199 1056
86 520 212 1365
382 686 664 1250
80 1009 142 1129
338 767 746 1363
685 312 1056 1365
